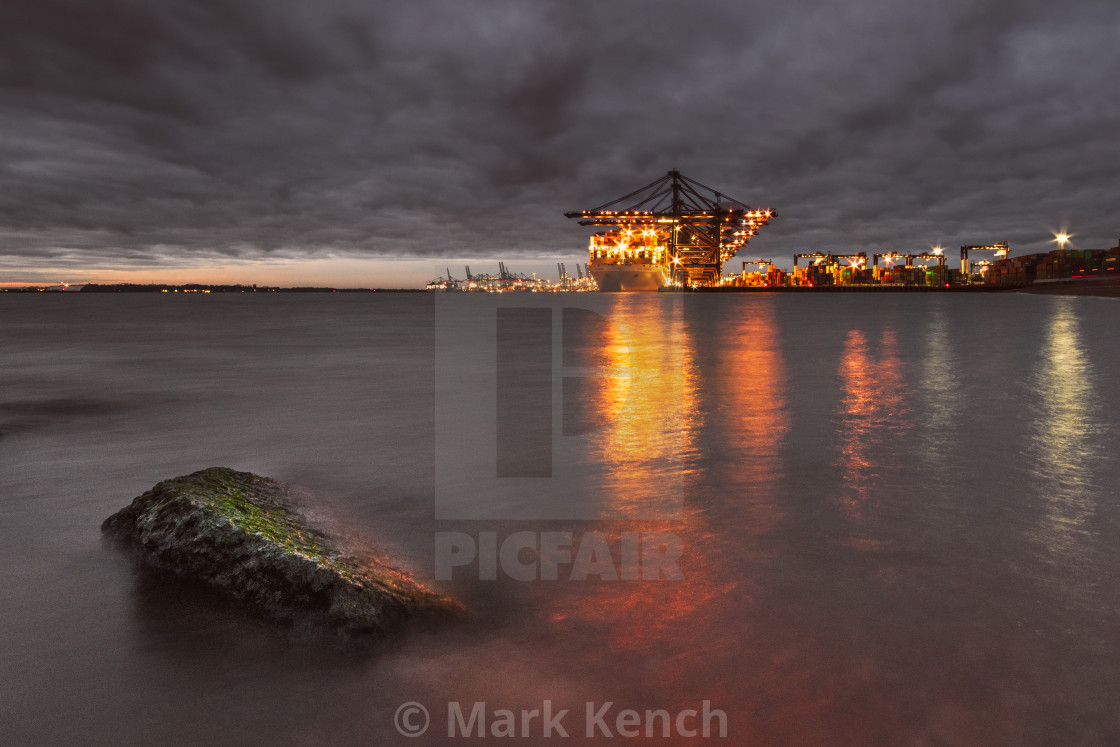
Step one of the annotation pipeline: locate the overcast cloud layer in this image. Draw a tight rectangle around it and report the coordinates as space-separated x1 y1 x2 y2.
2 0 1119 282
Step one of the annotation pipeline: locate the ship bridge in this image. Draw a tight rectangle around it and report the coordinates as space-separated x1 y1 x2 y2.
565 169 777 288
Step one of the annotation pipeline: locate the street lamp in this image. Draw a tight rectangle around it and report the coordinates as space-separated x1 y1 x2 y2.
1054 232 1072 278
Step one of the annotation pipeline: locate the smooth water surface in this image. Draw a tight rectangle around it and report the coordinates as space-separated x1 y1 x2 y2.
2 292 1119 744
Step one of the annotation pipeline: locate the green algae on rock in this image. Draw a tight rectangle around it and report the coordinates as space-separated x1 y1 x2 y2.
102 467 462 634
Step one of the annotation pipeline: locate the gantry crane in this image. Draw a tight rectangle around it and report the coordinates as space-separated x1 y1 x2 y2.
873 251 908 272
873 251 946 284
793 252 829 268
741 258 773 272
908 251 946 267
960 242 1008 277
736 258 774 286
831 252 868 267
873 251 946 269
793 251 868 269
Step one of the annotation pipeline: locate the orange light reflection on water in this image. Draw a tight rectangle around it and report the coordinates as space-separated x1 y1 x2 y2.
549 299 790 673
579 296 700 521
713 300 789 540
836 327 910 527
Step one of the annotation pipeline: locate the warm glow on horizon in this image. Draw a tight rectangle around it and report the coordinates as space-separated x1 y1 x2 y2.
0 256 588 289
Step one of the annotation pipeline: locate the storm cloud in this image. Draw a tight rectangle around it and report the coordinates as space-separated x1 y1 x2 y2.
2 0 1119 280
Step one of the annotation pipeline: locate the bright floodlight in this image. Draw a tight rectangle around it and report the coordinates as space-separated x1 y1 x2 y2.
1054 232 1071 247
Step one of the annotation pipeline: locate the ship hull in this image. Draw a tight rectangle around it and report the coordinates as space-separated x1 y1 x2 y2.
589 263 670 292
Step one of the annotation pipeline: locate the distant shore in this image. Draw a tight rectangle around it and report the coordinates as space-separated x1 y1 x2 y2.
0 284 424 293
4 279 1119 297
690 278 1120 297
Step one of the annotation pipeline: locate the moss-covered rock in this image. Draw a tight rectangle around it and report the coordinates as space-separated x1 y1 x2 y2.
102 467 462 634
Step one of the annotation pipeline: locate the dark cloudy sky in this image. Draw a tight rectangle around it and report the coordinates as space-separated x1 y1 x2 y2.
2 0 1119 285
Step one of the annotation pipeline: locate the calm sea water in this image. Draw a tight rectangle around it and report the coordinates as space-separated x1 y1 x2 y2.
2 292 1119 745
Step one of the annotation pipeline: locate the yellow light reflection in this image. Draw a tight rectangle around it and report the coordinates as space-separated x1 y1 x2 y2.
589 297 698 519
916 309 960 477
548 296 715 656
1029 300 1100 555
836 328 910 524
713 300 789 539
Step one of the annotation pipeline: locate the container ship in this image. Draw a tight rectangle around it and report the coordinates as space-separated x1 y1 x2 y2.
567 169 776 290
586 227 672 292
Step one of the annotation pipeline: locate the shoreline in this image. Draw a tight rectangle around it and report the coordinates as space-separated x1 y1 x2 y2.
5 280 1119 297
1012 278 1120 297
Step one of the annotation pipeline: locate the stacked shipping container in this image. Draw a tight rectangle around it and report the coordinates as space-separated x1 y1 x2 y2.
991 241 1120 285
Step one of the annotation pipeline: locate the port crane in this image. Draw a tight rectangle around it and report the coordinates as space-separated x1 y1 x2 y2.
793 252 831 286
425 267 462 291
872 251 947 269
793 252 867 269
873 251 907 268
872 251 946 284
960 242 1008 277
791 252 869 284
557 262 574 290
565 169 776 287
908 252 946 267
793 252 829 268
832 253 868 282
734 258 774 286
438 267 460 290
831 252 867 267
